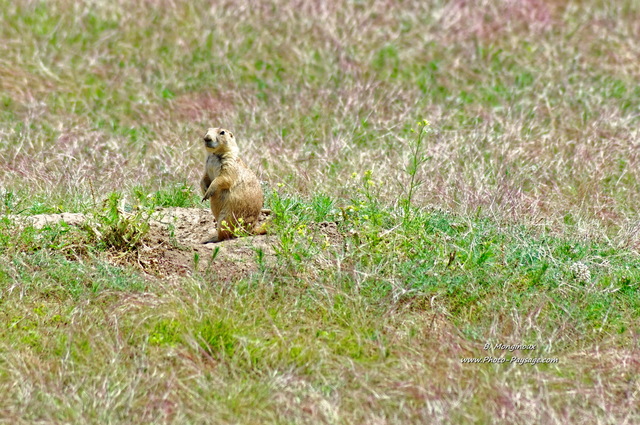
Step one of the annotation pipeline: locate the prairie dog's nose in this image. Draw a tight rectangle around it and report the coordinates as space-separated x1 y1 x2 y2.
204 133 213 142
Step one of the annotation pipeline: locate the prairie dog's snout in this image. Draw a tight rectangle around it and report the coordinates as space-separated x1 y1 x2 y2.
203 128 216 146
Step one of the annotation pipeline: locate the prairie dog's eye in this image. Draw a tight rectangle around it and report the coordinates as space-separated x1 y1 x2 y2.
220 130 225 135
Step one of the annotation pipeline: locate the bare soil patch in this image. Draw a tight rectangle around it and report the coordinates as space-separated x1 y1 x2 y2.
141 207 276 281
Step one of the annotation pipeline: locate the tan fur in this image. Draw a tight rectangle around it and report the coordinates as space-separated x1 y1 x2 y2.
200 127 264 243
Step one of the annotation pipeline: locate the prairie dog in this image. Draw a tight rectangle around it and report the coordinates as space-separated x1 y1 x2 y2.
200 127 264 243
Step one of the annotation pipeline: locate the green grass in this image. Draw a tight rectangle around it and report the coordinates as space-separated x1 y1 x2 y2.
1 0 640 423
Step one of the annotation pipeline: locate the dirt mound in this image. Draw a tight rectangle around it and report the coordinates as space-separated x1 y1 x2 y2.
12 208 276 282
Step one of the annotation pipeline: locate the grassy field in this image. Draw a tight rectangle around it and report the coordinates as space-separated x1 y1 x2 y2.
1 0 639 423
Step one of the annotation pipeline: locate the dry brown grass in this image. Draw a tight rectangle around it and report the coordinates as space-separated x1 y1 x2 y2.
1 0 640 423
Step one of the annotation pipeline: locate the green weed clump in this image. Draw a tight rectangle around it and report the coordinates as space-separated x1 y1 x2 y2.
132 182 200 209
85 192 152 252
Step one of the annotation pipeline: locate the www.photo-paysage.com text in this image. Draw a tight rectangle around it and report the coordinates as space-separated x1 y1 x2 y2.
461 356 559 365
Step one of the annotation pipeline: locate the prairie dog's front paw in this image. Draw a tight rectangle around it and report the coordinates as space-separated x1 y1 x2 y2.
202 187 215 202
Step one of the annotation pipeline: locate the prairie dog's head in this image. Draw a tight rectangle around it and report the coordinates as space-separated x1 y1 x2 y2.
203 127 238 155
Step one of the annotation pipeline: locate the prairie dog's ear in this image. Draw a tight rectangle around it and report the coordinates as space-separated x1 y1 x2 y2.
229 132 233 138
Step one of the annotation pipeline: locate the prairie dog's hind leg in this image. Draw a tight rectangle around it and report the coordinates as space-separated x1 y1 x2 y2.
215 216 234 242
201 214 233 244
